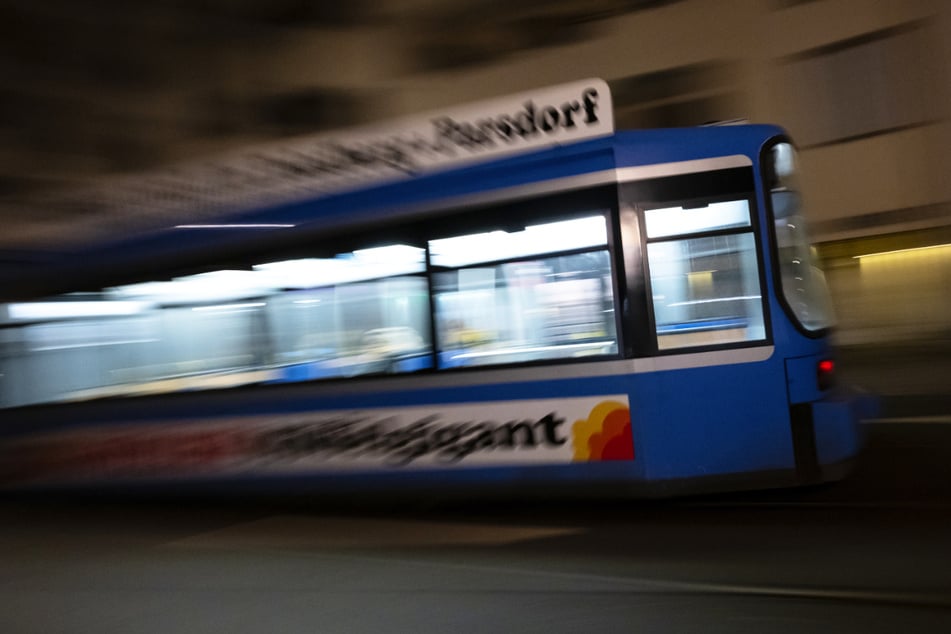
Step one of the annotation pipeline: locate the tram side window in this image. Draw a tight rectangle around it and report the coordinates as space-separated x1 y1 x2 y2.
0 244 432 409
218 245 432 382
644 200 766 350
429 215 619 368
259 259 432 380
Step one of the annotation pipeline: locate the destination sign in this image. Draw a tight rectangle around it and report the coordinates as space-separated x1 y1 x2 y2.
49 79 614 238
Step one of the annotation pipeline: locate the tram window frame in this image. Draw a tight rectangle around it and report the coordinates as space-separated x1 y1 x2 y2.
619 167 772 355
417 185 627 372
428 214 622 370
0 185 629 409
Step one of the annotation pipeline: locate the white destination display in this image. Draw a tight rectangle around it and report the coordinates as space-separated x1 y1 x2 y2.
53 79 614 237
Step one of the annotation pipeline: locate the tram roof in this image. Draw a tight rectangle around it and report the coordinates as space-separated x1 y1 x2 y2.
1 77 784 300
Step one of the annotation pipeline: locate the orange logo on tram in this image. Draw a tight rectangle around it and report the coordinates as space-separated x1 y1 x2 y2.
572 401 634 461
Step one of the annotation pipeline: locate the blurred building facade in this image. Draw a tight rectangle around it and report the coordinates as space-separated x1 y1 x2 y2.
382 0 951 346
2 0 950 343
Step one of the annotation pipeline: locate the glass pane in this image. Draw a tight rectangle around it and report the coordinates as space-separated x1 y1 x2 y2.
429 215 607 267
0 244 432 408
648 233 765 349
265 276 431 381
253 244 425 287
1 314 164 407
434 251 618 368
644 199 751 239
768 143 835 332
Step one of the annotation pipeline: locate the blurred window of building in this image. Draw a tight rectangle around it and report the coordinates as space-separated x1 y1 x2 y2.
772 0 822 8
818 226 951 345
774 21 943 147
249 89 367 137
411 1 686 72
610 62 744 128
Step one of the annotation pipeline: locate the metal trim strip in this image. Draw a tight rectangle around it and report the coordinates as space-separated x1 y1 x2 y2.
277 345 776 399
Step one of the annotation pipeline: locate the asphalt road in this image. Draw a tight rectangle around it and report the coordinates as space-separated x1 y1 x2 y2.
2 410 950 634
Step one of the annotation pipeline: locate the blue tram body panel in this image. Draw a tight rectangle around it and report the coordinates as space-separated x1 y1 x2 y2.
0 80 865 497
635 358 793 481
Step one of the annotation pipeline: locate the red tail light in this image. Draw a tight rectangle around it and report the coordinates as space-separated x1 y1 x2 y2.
817 359 835 391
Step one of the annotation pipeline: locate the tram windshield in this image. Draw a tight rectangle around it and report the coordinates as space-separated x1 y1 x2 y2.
767 142 835 333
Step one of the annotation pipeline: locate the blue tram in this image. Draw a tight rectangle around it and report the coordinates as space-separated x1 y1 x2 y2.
0 79 866 496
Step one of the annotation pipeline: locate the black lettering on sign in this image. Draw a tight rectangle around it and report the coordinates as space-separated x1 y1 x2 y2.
77 83 607 225
429 84 604 155
256 412 569 467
